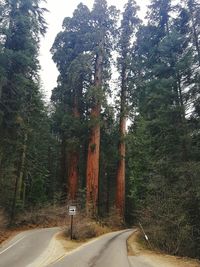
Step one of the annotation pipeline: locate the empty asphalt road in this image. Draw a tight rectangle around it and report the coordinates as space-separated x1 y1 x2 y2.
50 229 135 267
0 227 60 267
0 228 159 267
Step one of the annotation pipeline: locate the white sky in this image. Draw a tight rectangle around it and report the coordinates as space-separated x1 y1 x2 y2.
39 0 150 101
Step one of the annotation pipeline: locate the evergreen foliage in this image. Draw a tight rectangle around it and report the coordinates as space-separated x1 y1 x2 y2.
126 0 200 257
0 0 199 260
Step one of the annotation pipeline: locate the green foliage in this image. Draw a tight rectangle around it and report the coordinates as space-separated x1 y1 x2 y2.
0 0 200 260
0 0 52 219
126 0 200 259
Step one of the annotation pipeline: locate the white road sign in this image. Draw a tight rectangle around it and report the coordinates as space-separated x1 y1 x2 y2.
69 206 76 216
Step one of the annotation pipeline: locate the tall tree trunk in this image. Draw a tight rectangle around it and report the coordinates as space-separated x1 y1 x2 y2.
68 151 79 201
16 132 28 201
61 137 67 194
188 1 200 66
86 50 103 216
116 67 127 218
0 84 2 100
0 147 2 178
86 105 101 216
68 97 80 201
10 132 27 222
177 73 189 161
116 118 126 217
105 170 110 214
191 16 200 67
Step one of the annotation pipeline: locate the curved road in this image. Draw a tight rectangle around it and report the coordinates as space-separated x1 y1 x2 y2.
0 227 60 267
50 229 134 267
0 228 154 267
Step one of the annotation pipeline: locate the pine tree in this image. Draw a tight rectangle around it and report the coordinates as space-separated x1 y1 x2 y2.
116 0 140 218
186 0 200 66
0 0 47 220
126 0 200 257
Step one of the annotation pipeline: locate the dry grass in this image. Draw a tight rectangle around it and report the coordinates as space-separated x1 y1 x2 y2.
127 230 200 267
14 205 68 228
63 214 111 240
0 208 17 245
0 205 68 245
0 205 120 245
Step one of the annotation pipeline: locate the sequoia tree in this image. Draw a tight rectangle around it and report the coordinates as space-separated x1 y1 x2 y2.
86 0 118 216
51 4 92 201
116 0 140 218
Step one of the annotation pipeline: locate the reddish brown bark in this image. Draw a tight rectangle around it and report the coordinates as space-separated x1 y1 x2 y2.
116 117 126 217
68 95 80 201
116 66 127 218
86 105 100 215
86 49 103 216
68 151 79 200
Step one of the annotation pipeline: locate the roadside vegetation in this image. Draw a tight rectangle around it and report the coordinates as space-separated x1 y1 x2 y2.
128 231 200 267
0 0 200 261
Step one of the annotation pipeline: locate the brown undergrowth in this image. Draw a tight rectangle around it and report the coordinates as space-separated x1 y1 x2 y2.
0 205 121 245
127 230 200 267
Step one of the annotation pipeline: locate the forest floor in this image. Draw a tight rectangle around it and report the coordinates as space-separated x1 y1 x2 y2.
127 230 200 267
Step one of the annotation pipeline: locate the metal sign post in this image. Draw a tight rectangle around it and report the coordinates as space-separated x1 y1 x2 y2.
70 215 73 240
139 222 152 249
68 206 76 240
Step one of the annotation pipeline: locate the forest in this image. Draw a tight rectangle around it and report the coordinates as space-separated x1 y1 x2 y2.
0 0 200 260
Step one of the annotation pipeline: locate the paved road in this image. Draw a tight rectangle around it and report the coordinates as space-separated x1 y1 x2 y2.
0 227 60 267
50 229 135 267
0 228 155 267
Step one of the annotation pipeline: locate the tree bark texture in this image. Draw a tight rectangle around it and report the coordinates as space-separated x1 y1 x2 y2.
190 6 200 66
61 137 67 193
16 132 28 201
116 66 127 218
68 151 79 201
68 96 80 201
86 105 101 216
86 49 103 216
10 132 27 222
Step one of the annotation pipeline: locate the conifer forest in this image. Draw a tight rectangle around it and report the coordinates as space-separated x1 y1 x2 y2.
0 0 200 260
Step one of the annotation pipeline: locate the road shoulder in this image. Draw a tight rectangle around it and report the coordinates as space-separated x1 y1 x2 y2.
127 230 200 267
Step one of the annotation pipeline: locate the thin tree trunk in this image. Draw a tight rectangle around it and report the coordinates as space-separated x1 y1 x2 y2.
86 49 103 216
116 66 127 218
190 8 200 66
177 74 189 161
0 84 2 100
22 182 26 208
177 74 186 121
10 132 27 222
16 132 28 201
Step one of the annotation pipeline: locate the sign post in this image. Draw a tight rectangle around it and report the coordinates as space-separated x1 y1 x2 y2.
68 206 76 240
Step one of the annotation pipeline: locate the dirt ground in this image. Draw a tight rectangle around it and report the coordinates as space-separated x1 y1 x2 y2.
0 229 23 246
127 230 200 267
